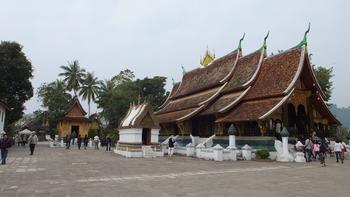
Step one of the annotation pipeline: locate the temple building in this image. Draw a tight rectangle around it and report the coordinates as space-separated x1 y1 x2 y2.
155 32 340 139
57 96 98 137
115 102 163 157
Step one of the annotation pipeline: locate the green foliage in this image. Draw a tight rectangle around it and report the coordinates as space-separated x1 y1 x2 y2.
50 128 58 139
330 104 350 129
255 149 270 160
135 76 168 110
37 80 72 130
111 69 135 85
79 72 100 116
59 60 86 96
38 80 71 112
100 128 118 147
88 129 98 138
313 66 333 101
96 69 168 128
335 126 349 142
0 41 34 128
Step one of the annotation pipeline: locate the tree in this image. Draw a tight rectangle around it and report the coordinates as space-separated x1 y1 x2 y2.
79 72 100 116
111 69 135 85
96 70 169 128
0 41 33 128
313 66 333 101
37 80 72 130
59 60 86 96
135 76 168 110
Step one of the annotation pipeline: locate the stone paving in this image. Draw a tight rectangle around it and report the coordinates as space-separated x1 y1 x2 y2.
0 143 350 197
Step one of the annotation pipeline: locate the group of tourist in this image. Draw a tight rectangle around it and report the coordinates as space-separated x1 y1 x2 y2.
295 135 348 167
65 134 89 150
0 131 38 165
65 134 112 152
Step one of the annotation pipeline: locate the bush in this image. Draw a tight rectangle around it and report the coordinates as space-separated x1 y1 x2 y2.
255 149 270 160
88 129 98 139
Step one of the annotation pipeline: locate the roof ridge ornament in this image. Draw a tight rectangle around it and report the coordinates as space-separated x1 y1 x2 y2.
181 65 186 75
172 77 176 86
261 31 270 50
297 23 311 48
200 45 215 68
237 33 245 50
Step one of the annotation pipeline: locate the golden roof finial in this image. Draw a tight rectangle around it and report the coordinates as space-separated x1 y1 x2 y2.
200 45 215 68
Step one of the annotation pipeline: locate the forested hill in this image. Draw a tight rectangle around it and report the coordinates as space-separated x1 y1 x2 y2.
330 105 350 129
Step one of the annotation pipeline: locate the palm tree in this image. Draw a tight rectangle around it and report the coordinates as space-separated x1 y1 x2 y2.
79 72 100 116
38 80 71 111
59 60 86 96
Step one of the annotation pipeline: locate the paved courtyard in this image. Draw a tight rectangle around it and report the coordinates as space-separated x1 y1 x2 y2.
0 143 349 197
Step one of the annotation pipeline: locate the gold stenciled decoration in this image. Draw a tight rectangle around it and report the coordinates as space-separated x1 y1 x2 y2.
200 46 215 68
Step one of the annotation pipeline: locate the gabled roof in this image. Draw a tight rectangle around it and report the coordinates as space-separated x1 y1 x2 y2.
172 50 240 98
156 39 340 126
120 103 160 129
65 96 87 116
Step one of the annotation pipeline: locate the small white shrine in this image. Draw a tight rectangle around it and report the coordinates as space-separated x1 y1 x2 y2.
114 102 163 158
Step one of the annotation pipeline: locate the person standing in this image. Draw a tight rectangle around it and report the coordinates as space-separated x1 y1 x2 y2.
340 141 347 164
168 137 175 159
28 132 38 155
66 135 71 149
319 140 327 167
334 140 342 163
83 135 88 150
106 136 111 152
304 137 313 162
0 134 10 165
313 142 320 160
94 135 99 150
71 131 77 146
77 135 82 150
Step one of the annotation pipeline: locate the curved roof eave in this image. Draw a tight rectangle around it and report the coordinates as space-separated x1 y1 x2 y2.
259 88 295 120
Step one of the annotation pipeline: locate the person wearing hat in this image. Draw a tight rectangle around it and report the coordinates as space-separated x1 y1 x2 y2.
28 132 38 155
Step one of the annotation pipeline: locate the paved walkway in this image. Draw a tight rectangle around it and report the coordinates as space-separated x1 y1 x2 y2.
0 143 349 197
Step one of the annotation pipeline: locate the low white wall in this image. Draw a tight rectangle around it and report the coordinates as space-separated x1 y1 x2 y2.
151 129 159 144
114 148 143 158
119 128 143 143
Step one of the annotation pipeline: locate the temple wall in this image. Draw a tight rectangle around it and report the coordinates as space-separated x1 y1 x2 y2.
57 121 91 137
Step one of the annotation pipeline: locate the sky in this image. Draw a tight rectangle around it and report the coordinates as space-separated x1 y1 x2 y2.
0 0 349 113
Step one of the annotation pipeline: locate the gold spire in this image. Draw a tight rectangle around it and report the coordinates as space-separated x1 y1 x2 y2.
200 46 215 68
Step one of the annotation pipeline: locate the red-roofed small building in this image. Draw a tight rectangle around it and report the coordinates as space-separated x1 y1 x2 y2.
57 96 96 137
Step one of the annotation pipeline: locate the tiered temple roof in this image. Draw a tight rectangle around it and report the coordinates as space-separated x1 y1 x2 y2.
156 36 340 126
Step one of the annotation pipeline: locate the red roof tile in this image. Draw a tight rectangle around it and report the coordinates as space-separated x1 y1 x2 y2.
173 50 239 98
244 48 303 100
156 107 199 123
156 88 217 114
216 97 283 122
222 50 262 93
201 92 240 115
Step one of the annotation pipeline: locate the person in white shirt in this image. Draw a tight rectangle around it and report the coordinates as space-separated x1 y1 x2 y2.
94 135 99 150
334 141 343 163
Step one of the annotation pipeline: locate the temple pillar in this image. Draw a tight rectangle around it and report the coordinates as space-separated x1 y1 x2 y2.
176 121 191 136
214 122 225 136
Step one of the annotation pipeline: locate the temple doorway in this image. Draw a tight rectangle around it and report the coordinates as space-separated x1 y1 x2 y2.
296 104 307 137
287 103 297 136
142 128 151 145
71 125 79 137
